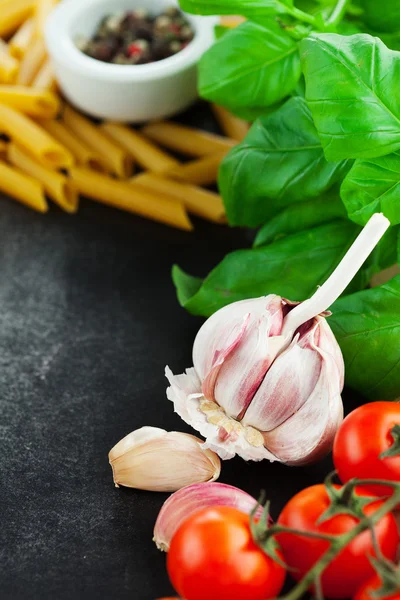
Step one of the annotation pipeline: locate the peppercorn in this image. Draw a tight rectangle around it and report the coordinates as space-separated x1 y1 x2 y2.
77 6 195 65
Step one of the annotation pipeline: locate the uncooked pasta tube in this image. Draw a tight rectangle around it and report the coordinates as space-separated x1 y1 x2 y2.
8 142 79 213
31 59 57 92
0 140 7 159
69 167 193 231
141 121 237 157
0 86 59 119
130 172 226 224
0 40 19 84
168 152 227 186
35 0 58 37
0 103 74 169
63 106 133 178
9 17 34 59
17 37 47 85
39 119 106 173
211 104 249 142
0 0 35 38
101 122 179 173
0 158 48 212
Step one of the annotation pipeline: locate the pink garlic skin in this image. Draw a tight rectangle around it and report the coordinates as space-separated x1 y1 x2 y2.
166 295 344 465
153 482 260 551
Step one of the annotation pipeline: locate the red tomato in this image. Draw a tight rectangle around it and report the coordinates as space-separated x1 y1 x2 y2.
277 484 398 599
354 574 400 600
333 402 400 497
167 506 285 600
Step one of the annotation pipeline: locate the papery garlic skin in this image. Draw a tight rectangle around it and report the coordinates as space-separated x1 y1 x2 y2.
166 296 344 464
109 427 221 492
153 482 260 551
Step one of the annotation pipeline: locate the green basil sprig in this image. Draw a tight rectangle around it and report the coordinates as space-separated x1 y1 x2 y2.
219 97 352 227
174 0 400 400
301 33 400 161
199 20 302 115
341 152 400 226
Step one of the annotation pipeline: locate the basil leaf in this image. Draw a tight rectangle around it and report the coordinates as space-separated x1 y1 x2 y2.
378 31 400 52
330 275 400 400
371 226 399 271
199 20 302 112
337 20 364 35
179 0 294 17
301 33 400 160
214 25 230 39
228 103 286 122
253 190 347 247
172 266 203 306
219 97 351 227
361 0 400 33
173 220 359 317
341 152 400 226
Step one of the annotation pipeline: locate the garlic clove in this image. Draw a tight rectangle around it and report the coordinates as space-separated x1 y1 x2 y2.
194 295 285 418
193 295 283 381
153 482 260 551
214 311 279 420
241 327 322 432
109 427 221 492
263 319 344 465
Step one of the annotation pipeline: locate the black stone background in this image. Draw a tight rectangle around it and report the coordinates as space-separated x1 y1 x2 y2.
0 102 363 599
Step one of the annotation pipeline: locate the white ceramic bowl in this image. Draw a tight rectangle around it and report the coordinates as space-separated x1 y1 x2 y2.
45 0 217 122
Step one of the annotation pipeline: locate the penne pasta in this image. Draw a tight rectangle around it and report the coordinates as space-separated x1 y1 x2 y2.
31 59 57 92
0 0 35 38
141 121 237 157
0 158 48 212
8 142 79 213
0 86 59 118
17 37 47 85
101 122 179 174
69 167 193 231
35 0 58 38
168 151 228 187
0 139 8 159
211 104 249 142
63 106 133 178
39 119 107 172
0 40 19 84
9 17 34 59
130 172 226 224
219 15 246 27
0 103 74 169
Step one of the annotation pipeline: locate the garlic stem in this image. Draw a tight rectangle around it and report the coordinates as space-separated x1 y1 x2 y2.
281 213 390 338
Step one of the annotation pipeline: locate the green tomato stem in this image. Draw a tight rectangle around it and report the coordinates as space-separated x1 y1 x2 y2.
380 424 400 459
327 0 351 26
272 483 400 600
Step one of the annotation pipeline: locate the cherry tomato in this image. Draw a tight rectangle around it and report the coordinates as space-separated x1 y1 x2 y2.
333 402 400 497
167 506 286 600
354 574 400 600
277 484 398 599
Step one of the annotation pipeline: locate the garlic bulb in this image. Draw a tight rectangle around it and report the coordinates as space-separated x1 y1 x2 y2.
153 482 259 551
109 427 221 492
166 214 390 465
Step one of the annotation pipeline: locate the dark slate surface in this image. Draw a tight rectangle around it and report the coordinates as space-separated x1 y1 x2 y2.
0 102 364 600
